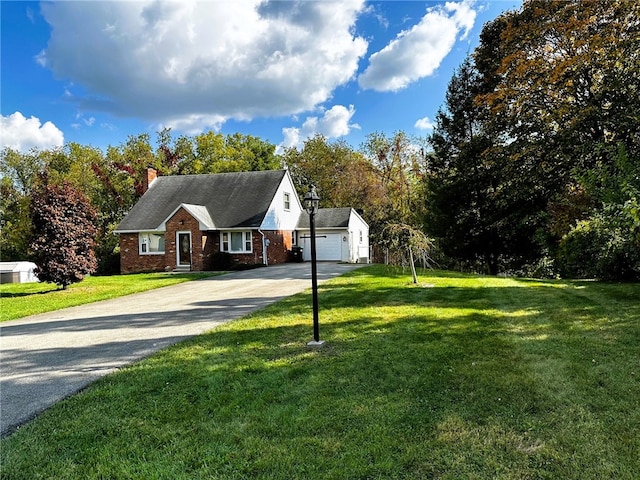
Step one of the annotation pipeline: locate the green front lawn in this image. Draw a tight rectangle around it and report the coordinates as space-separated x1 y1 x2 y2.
0 272 219 322
2 266 639 479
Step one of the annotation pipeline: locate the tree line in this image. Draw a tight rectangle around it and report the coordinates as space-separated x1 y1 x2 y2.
1 127 428 280
2 0 638 282
427 0 639 279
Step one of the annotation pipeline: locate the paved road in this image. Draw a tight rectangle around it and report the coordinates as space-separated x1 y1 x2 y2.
0 262 363 437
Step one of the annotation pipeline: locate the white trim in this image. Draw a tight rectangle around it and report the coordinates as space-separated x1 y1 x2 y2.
258 229 268 266
139 232 165 255
176 231 192 266
220 230 253 254
159 203 215 231
296 226 349 232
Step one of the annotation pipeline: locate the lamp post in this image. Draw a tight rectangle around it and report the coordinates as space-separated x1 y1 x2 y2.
303 185 324 347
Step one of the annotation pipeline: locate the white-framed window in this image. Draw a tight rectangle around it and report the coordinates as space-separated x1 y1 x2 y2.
221 231 252 253
139 232 165 254
283 192 291 211
359 230 363 244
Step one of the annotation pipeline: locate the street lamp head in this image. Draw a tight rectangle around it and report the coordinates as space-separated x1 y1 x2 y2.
303 184 320 215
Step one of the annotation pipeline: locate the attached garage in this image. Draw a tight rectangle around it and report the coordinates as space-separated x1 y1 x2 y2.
307 233 344 261
297 208 369 263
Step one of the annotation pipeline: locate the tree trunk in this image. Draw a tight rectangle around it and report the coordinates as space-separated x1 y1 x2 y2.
409 244 418 284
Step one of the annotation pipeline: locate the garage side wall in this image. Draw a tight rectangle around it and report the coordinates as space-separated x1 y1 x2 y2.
348 212 370 263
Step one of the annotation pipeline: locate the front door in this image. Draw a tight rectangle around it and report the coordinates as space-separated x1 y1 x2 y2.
177 232 192 268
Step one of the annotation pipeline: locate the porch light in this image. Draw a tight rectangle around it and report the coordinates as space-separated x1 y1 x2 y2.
303 185 324 347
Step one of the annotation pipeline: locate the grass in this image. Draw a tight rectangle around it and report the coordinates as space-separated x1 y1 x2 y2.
1 265 639 479
0 272 219 322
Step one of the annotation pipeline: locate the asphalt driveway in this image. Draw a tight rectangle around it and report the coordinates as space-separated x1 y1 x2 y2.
0 262 364 437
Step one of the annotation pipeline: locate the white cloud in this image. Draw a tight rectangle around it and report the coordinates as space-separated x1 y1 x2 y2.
34 49 47 68
415 116 434 131
38 1 368 133
161 113 227 136
26 7 36 24
75 112 96 127
280 127 302 153
278 104 358 152
0 112 64 152
358 0 476 92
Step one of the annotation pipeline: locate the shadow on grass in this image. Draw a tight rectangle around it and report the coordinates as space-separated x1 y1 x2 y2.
2 266 639 479
32 307 634 478
0 290 55 298
0 273 217 299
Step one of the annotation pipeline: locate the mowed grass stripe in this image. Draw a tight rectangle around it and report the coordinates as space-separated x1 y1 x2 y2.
1 266 638 479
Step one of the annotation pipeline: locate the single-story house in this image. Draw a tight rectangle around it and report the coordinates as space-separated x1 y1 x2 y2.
114 169 369 273
0 261 39 284
296 208 369 263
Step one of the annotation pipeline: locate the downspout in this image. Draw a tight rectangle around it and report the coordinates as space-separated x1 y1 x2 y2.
258 229 268 266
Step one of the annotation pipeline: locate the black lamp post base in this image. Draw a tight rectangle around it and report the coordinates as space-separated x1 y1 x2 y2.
307 340 326 348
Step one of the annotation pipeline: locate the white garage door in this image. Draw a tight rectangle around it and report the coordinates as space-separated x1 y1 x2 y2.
303 233 342 261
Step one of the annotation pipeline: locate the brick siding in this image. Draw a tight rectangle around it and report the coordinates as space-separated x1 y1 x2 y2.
119 208 296 273
263 230 294 265
119 233 167 274
165 207 204 271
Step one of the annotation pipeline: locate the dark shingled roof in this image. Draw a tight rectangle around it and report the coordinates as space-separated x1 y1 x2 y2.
115 170 287 231
296 207 353 229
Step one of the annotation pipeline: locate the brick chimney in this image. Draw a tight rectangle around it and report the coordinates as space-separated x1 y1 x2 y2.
142 166 158 193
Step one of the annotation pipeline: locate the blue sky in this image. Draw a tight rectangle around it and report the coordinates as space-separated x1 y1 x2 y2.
1 0 521 154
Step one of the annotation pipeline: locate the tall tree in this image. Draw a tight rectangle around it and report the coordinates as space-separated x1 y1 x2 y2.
225 133 280 172
181 131 280 174
282 134 386 222
426 58 506 273
0 148 45 260
0 177 31 260
38 142 136 274
361 131 433 273
362 131 427 225
427 0 640 277
29 174 98 288
105 133 157 197
481 0 640 154
0 147 73 261
155 127 195 175
482 0 640 277
0 147 46 195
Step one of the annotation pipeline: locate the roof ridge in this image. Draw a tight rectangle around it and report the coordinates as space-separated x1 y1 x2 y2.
115 169 289 232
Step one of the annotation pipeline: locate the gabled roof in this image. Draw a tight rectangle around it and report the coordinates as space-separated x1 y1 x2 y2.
297 207 354 229
160 203 216 230
115 170 287 232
